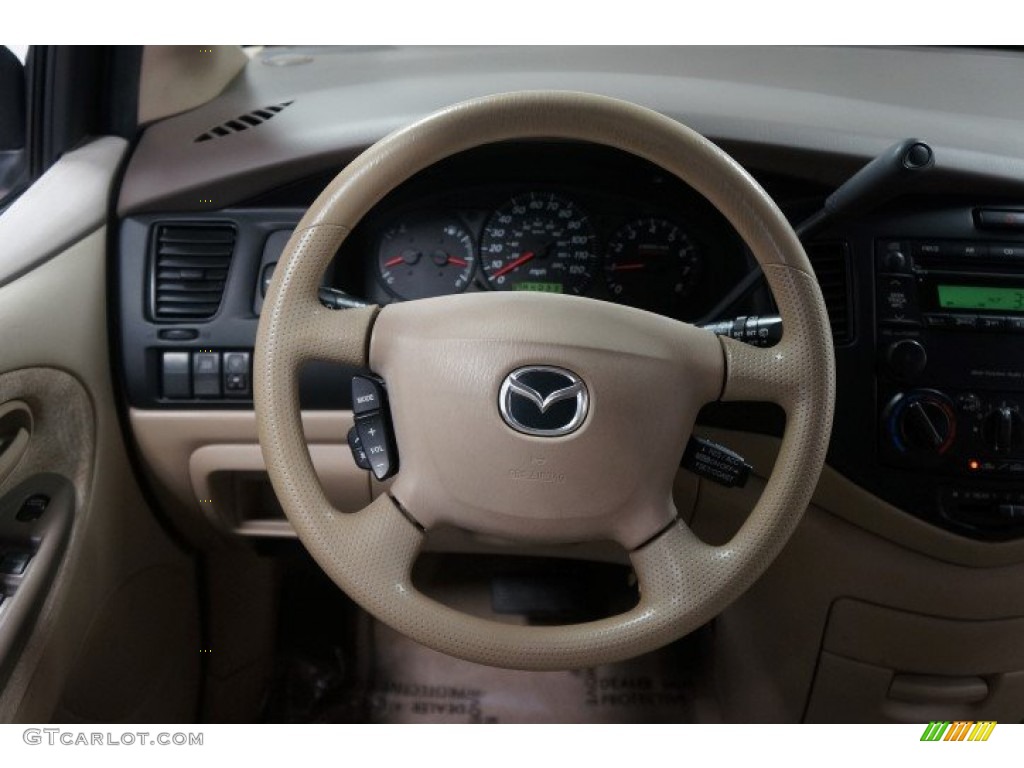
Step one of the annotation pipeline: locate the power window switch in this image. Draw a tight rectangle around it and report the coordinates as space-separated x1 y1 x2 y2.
162 352 191 399
0 551 31 576
16 494 49 522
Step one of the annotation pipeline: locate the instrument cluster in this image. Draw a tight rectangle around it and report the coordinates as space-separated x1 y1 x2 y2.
335 142 752 322
375 190 705 320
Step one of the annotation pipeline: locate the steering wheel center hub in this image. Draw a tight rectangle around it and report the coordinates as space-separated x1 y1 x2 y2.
371 291 723 547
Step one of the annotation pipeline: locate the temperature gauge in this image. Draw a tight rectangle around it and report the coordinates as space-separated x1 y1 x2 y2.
378 217 476 300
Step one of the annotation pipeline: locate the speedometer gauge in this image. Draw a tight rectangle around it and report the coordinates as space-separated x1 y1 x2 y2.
604 217 701 314
378 216 476 300
481 193 598 294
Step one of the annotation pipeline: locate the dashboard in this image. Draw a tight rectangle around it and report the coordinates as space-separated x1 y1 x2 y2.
113 47 1024 554
102 45 1024 726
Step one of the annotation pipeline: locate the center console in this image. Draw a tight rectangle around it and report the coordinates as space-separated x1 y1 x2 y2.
868 213 1024 539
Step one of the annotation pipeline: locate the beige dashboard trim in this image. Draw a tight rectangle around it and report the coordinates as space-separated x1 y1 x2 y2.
698 426 1024 569
130 409 1018 568
188 442 369 534
0 137 127 289
129 409 370 541
138 46 248 126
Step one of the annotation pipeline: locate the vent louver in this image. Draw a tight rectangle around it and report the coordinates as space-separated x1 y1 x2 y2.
194 101 294 143
150 224 236 320
805 241 854 345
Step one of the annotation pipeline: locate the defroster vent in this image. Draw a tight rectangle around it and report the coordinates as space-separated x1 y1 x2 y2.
150 224 236 320
194 101 293 143
805 241 854 345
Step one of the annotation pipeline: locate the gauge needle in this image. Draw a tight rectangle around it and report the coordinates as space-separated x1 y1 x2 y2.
447 256 469 267
384 256 406 268
609 263 646 271
491 251 535 279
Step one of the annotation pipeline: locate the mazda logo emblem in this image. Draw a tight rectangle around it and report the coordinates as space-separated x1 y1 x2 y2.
499 366 589 437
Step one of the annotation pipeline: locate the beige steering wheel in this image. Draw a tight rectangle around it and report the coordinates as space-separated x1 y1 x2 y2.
254 91 835 671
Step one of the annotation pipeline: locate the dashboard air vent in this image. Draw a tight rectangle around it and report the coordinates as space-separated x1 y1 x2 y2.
150 224 235 320
805 241 854 345
194 101 294 143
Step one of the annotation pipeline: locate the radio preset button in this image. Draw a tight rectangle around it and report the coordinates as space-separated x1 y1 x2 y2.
990 244 1024 259
959 243 988 258
978 316 1008 331
1007 317 1024 332
924 313 952 328
952 314 979 329
913 242 944 257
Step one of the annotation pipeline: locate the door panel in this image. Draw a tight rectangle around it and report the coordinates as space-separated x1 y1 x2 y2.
0 139 200 722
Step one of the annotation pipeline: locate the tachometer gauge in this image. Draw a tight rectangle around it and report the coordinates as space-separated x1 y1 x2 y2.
378 217 476 300
604 217 702 314
481 193 598 294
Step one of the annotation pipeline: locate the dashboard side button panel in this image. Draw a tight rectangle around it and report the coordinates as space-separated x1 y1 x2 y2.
222 351 251 397
193 352 222 398
161 352 191 399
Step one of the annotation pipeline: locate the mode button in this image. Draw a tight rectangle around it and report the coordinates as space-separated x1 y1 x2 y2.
352 376 384 415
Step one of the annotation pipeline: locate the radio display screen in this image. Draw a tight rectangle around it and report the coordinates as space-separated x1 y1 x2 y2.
937 285 1024 313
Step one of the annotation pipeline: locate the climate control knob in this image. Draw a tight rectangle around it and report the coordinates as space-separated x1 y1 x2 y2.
982 403 1024 455
884 390 957 455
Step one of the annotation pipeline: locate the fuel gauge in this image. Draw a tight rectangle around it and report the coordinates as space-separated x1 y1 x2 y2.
378 217 476 300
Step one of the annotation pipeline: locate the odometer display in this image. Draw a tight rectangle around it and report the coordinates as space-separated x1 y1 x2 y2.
514 282 564 293
481 193 597 294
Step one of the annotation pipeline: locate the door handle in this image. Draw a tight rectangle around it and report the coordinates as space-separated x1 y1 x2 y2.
0 400 32 486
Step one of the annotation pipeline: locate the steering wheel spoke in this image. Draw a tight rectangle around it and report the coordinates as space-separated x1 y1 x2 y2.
719 337 795 405
721 263 836 414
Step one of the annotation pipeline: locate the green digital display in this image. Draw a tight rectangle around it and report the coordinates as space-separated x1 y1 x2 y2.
514 282 563 294
937 285 1024 313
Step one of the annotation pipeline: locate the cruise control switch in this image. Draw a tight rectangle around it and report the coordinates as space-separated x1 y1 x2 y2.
349 375 399 481
682 437 753 488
